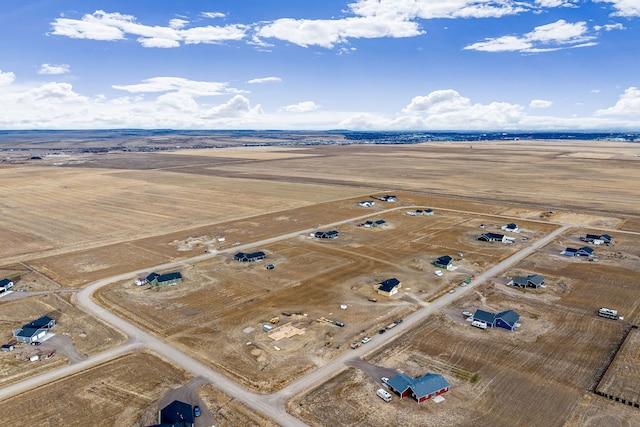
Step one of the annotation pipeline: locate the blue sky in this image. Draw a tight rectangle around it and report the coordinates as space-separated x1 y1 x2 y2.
1 0 639 130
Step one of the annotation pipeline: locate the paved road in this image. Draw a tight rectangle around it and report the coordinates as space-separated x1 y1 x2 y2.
0 206 571 426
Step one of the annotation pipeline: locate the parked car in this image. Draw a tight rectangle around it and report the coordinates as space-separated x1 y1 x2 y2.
381 376 389 384
394 318 403 324
378 329 386 334
462 311 473 317
194 406 201 417
31 341 41 346
361 336 371 344
266 264 275 270
350 341 360 349
434 270 443 276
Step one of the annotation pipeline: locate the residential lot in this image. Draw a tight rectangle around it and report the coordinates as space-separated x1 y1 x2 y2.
289 228 640 426
0 351 191 426
0 293 126 386
95 204 559 392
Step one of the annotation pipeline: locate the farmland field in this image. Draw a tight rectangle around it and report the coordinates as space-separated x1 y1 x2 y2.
1 139 639 426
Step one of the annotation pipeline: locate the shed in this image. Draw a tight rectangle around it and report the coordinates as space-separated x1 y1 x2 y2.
155 272 182 286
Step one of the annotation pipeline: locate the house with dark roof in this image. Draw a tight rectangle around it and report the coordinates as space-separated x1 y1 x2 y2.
13 316 56 343
362 220 374 228
0 278 14 292
494 310 520 331
314 230 339 239
582 233 612 245
599 234 613 245
432 256 453 269
501 223 519 232
374 219 387 227
386 373 450 403
152 400 194 427
234 251 266 262
472 309 520 331
576 246 594 257
478 233 514 243
562 247 578 256
380 195 397 202
510 274 545 289
376 278 401 296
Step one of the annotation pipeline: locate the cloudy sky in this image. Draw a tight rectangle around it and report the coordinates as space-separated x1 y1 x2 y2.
1 0 639 130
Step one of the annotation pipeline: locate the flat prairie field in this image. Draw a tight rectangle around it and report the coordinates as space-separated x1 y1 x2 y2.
0 351 192 427
0 140 639 425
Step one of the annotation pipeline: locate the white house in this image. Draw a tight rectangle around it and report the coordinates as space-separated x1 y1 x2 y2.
0 278 14 292
501 223 519 232
359 200 375 207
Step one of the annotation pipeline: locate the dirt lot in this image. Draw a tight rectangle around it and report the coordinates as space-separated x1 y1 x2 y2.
0 292 126 386
596 327 640 405
0 351 192 426
290 229 640 426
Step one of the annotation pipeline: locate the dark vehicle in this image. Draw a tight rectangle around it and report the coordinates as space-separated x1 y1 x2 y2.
378 329 386 334
31 341 41 346
194 406 201 417
266 264 275 270
335 321 345 327
1 344 14 352
394 318 403 324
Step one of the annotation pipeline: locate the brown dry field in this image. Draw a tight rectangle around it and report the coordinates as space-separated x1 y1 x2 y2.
0 351 192 426
198 384 279 427
597 327 640 404
95 210 558 391
1 140 639 425
293 228 640 427
0 292 126 386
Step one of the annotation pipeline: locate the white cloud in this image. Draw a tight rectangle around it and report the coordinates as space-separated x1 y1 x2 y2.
593 23 625 31
591 89 601 93
50 10 247 48
465 19 595 52
349 0 528 20
593 0 640 17
256 15 422 48
594 87 640 116
535 0 578 7
0 70 16 85
529 99 553 108
202 12 226 19
113 77 244 97
247 77 282 84
169 19 189 29
22 82 89 103
203 95 262 118
38 63 71 75
280 101 320 113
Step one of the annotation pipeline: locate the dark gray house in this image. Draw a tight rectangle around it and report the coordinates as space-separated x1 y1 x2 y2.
511 274 545 289
149 400 194 427
234 251 266 262
13 316 56 343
